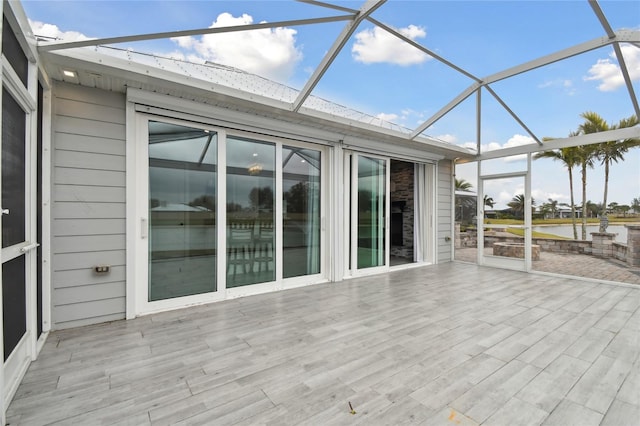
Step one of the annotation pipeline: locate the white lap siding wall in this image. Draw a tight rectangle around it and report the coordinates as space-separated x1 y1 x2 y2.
48 82 456 329
51 82 127 329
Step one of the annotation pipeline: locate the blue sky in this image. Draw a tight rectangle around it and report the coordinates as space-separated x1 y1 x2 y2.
22 0 640 210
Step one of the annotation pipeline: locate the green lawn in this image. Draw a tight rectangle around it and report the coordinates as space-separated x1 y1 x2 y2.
485 217 640 226
505 228 570 239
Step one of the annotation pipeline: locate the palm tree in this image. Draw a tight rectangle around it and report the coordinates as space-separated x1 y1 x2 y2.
579 112 640 231
484 196 495 209
483 195 495 208
534 138 579 239
574 143 597 239
507 194 535 219
619 205 631 217
546 198 559 218
586 200 600 218
455 178 473 192
454 178 474 223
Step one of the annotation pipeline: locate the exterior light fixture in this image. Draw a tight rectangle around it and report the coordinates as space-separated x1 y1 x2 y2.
62 70 76 78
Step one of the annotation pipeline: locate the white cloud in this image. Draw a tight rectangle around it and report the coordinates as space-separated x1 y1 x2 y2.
462 134 535 162
352 25 429 66
488 134 534 162
532 189 568 203
584 44 640 91
538 79 573 89
436 134 457 144
376 112 399 122
29 19 92 41
170 12 302 83
498 190 515 206
375 108 429 128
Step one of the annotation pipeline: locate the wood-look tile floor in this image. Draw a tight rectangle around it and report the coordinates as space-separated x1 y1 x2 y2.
7 263 640 425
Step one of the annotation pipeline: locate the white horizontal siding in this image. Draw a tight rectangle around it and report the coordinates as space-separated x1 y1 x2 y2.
55 168 125 187
437 159 453 262
53 202 125 219
53 219 125 237
52 82 127 329
52 265 126 289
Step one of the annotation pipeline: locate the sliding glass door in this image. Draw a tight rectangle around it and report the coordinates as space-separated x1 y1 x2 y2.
357 156 387 269
347 154 389 275
226 137 275 288
136 116 326 313
282 146 321 279
148 121 217 301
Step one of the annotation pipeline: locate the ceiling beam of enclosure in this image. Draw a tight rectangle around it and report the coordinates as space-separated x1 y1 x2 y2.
589 0 640 119
411 30 639 142
473 126 640 161
291 0 386 111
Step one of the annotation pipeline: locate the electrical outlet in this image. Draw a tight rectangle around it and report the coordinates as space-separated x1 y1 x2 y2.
94 265 110 273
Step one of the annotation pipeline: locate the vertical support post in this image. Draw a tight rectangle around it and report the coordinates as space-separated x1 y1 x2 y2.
476 88 481 154
524 153 532 271
625 225 640 266
477 161 484 265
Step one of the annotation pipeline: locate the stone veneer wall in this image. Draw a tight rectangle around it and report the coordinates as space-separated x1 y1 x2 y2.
455 226 640 266
455 227 593 254
390 161 414 260
613 243 628 262
627 225 640 266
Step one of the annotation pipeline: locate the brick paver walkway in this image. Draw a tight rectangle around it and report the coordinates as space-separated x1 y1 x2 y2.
455 247 640 285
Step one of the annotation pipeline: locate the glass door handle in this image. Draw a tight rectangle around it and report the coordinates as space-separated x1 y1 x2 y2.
1 208 8 215
141 218 148 239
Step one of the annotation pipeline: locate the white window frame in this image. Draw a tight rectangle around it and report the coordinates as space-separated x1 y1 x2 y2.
127 109 330 317
0 2 44 414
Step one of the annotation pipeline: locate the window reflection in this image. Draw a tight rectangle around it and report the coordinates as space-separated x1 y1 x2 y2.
226 137 275 287
148 121 217 301
283 147 321 278
358 156 386 269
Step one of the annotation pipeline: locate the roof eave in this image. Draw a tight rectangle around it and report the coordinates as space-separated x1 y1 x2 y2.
40 47 475 160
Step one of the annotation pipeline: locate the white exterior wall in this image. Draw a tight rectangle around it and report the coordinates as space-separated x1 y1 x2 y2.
437 159 453 262
51 82 126 329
